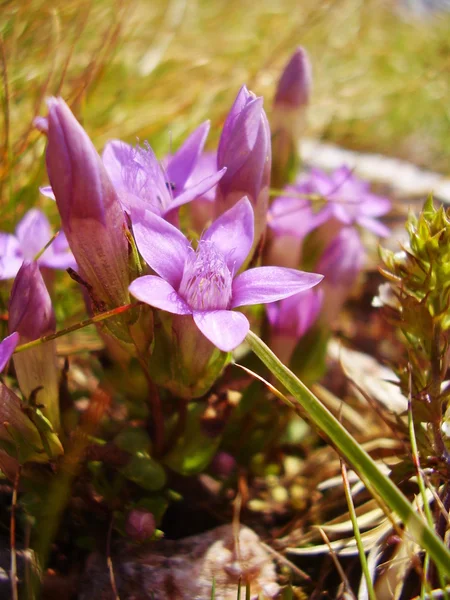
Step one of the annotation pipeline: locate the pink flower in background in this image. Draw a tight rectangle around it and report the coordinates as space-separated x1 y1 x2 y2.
266 288 323 365
268 166 391 239
274 46 312 110
129 197 322 352
0 209 75 280
316 226 365 285
266 288 323 339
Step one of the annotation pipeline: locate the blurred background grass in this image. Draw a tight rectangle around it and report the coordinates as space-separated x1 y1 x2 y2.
1 0 450 228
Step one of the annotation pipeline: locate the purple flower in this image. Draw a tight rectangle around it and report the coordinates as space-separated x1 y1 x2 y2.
268 186 328 239
274 46 312 109
9 261 60 428
316 226 365 285
41 97 131 310
266 288 323 365
129 197 322 352
0 332 19 372
316 227 365 325
0 209 75 280
186 151 219 232
268 166 391 239
126 509 156 542
271 47 312 189
216 86 271 245
266 288 323 339
102 122 225 219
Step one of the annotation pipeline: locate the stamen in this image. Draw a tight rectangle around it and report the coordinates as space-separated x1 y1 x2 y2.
178 241 233 311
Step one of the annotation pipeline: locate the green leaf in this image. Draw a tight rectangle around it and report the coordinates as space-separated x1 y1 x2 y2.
120 453 166 491
163 402 221 475
246 331 450 577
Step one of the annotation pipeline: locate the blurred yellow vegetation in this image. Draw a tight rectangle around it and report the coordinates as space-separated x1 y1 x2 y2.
1 0 450 226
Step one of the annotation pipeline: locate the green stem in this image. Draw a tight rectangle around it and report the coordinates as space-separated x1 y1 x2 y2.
246 330 450 577
14 302 141 354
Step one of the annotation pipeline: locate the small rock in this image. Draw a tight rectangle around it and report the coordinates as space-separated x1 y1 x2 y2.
79 524 280 599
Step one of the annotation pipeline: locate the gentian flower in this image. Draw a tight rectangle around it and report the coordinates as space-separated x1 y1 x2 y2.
102 122 225 220
0 209 75 280
274 46 312 109
269 166 391 240
186 151 219 233
266 288 323 366
9 261 60 429
272 47 312 188
0 332 19 372
129 197 322 352
37 98 154 359
38 97 131 311
216 86 271 247
316 226 365 325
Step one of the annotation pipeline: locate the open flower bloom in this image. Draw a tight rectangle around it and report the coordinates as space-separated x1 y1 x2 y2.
0 332 19 372
0 209 75 280
129 197 323 352
269 166 391 239
102 122 225 219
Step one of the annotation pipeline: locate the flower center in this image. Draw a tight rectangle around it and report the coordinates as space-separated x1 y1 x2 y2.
122 143 172 214
178 241 233 311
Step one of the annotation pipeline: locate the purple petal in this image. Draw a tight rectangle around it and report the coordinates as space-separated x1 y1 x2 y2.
218 97 264 179
166 121 210 191
202 197 254 273
231 267 323 308
0 234 23 280
0 332 19 372
357 215 390 237
217 85 253 161
102 140 133 190
132 210 190 288
129 275 191 315
193 309 249 352
39 185 55 200
274 46 312 108
360 194 391 217
268 196 329 238
38 250 77 271
167 168 226 213
15 209 52 260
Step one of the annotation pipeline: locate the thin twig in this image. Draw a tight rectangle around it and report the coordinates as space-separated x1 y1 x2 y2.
14 302 141 354
106 517 120 600
10 466 21 600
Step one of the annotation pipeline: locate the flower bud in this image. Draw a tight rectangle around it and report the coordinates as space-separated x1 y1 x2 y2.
44 97 130 310
40 98 153 357
271 47 312 188
316 227 365 325
0 382 62 465
216 86 271 250
126 509 156 542
9 261 60 430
